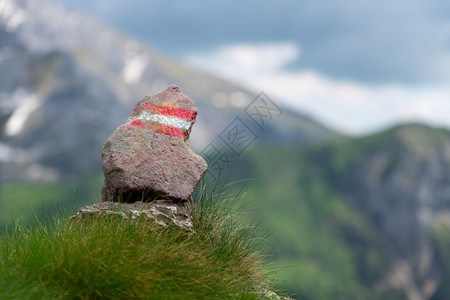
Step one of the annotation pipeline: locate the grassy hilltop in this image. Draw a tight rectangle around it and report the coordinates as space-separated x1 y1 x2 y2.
0 186 283 299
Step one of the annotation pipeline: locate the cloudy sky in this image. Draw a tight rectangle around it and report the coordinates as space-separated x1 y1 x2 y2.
52 0 450 135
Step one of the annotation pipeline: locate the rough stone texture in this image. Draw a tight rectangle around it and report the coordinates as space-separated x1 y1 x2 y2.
101 85 207 203
70 201 194 232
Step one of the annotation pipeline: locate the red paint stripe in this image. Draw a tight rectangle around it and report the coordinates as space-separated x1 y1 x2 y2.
156 125 186 138
130 120 185 139
131 119 145 128
134 103 197 120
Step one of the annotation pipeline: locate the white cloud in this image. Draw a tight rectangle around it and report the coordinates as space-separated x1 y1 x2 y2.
184 42 450 135
249 71 450 134
185 42 299 81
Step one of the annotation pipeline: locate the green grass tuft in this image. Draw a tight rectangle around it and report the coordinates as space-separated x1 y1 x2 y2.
0 185 271 299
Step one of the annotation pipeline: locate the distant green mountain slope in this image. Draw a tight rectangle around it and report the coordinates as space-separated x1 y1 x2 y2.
241 124 450 300
0 175 103 231
3 123 450 300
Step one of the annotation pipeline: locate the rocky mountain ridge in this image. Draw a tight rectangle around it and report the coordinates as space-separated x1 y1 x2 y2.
241 124 450 299
0 0 337 183
311 124 450 299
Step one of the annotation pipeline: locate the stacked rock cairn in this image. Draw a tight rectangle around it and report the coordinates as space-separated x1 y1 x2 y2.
72 85 208 232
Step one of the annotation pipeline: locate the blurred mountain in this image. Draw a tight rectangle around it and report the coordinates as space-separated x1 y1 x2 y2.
2 2 450 300
0 0 338 183
242 123 450 299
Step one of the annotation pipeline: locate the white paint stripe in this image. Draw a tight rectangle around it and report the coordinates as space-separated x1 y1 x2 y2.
133 111 192 131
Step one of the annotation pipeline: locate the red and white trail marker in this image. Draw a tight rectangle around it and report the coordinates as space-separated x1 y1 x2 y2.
129 103 197 139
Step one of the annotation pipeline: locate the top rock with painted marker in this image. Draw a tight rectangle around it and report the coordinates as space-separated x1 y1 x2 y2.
101 85 207 203
127 85 198 140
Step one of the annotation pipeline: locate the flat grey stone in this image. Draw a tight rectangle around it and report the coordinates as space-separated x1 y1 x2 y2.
71 201 194 233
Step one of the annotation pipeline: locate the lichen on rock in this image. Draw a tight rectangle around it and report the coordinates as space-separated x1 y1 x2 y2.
71 201 194 232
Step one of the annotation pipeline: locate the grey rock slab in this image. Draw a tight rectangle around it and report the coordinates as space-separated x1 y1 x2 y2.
71 201 194 233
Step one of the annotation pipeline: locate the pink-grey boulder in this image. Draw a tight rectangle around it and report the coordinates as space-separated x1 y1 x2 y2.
101 85 207 203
